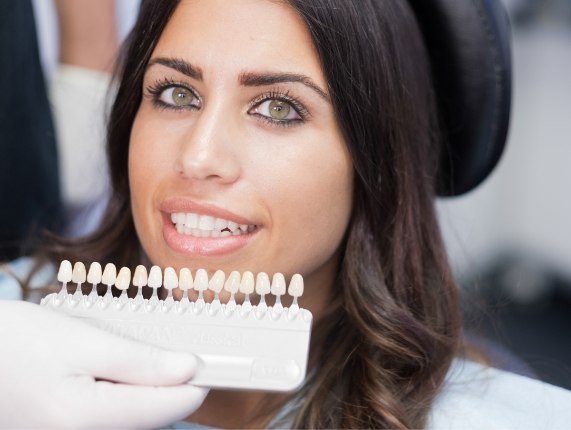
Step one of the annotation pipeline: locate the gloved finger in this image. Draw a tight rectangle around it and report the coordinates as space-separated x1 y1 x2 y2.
93 382 209 429
71 379 209 429
66 323 199 386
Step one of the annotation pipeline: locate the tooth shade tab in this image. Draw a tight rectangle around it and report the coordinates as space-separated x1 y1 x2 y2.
209 270 225 293
288 274 304 298
115 267 131 291
133 265 148 287
71 262 86 284
163 267 178 290
57 260 72 283
224 271 241 294
148 265 162 289
40 264 313 393
179 268 193 291
239 271 255 295
101 263 117 286
271 273 286 296
256 272 271 295
50 261 306 314
194 269 209 291
87 262 102 284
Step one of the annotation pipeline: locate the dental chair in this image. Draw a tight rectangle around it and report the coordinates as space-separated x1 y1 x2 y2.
410 0 512 196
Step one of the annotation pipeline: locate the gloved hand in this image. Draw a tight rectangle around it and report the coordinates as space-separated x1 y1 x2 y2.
0 300 208 429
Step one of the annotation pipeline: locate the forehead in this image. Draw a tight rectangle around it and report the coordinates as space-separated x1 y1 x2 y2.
152 0 325 82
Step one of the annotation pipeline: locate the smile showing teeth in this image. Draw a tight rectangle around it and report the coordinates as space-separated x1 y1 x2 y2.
170 212 256 238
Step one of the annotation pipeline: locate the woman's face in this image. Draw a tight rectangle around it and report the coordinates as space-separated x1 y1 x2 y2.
129 0 353 310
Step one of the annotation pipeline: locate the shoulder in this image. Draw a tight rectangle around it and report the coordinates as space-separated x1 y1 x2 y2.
428 358 571 429
0 257 56 301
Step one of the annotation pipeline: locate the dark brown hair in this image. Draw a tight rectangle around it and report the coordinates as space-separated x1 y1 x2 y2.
46 0 461 428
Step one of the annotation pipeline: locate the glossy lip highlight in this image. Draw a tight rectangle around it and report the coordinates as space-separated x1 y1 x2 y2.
160 199 260 257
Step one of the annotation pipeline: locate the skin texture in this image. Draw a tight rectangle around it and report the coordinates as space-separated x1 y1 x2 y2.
129 0 353 314
128 0 354 426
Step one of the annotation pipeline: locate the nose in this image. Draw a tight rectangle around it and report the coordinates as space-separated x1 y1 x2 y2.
175 103 241 184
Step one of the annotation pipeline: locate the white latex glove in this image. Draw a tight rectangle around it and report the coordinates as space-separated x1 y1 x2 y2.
0 300 208 429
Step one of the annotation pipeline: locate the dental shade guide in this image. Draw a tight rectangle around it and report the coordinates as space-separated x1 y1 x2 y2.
41 260 313 392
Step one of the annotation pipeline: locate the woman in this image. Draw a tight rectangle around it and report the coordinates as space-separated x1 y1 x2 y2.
1 0 569 428
66 0 457 426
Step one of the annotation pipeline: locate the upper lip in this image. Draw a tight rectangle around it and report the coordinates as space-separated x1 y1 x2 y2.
160 198 258 226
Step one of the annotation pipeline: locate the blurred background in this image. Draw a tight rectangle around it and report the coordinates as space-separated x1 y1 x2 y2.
8 0 571 389
439 0 571 389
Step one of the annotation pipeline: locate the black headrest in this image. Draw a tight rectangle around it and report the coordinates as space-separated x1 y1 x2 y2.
409 0 512 196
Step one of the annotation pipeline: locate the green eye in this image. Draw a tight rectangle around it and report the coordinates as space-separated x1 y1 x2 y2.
253 99 301 122
171 87 193 106
159 86 199 108
268 100 291 120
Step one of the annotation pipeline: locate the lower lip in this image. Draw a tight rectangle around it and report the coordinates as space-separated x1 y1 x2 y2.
162 213 257 257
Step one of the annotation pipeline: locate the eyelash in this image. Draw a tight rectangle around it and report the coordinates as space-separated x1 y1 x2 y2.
145 77 201 111
144 78 310 127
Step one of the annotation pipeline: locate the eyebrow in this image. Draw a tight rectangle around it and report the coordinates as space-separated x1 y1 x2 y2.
147 56 330 102
147 57 203 80
239 71 330 102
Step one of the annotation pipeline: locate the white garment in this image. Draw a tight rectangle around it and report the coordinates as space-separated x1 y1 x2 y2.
428 359 571 429
1 258 570 429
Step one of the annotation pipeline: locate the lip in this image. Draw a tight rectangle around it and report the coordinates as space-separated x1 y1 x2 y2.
160 198 259 257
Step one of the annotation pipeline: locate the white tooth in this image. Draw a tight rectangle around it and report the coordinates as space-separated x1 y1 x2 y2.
132 265 148 287
147 265 162 289
179 268 193 290
186 213 198 228
255 272 271 295
288 274 304 297
271 273 286 296
101 263 117 286
194 269 208 291
214 217 228 230
163 267 178 290
224 271 241 293
221 231 231 237
232 229 241 236
176 223 184 234
57 260 73 283
209 270 225 293
170 213 177 224
227 221 238 232
239 224 248 232
239 271 255 294
87 262 102 284
211 230 221 237
198 215 215 230
176 212 185 223
184 226 192 235
115 267 131 291
192 228 201 236
71 262 87 284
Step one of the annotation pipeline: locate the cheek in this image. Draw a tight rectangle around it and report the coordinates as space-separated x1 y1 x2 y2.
265 137 354 273
129 113 162 186
128 116 150 216
128 110 176 200
128 112 165 244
